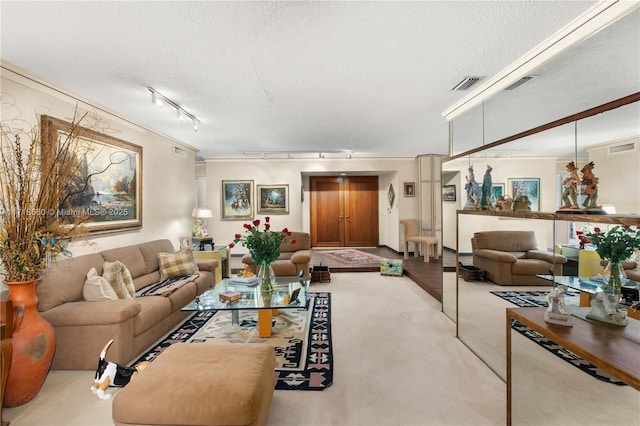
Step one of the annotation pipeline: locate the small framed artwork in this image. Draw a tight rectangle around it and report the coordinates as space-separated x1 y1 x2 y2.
222 180 254 220
490 183 505 205
179 236 193 250
257 184 289 214
403 182 415 197
508 178 540 211
443 184 456 202
388 184 396 207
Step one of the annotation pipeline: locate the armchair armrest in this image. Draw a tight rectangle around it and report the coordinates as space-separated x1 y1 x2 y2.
196 259 218 272
473 249 518 263
241 253 255 265
290 250 312 264
527 250 567 264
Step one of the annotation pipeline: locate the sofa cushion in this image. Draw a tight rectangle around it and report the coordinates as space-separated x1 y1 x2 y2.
101 244 147 279
83 267 118 301
133 296 173 336
103 261 135 300
158 248 199 280
138 239 175 274
133 271 162 292
38 253 105 312
473 231 538 252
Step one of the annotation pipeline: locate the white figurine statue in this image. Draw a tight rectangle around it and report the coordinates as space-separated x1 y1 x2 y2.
544 286 573 326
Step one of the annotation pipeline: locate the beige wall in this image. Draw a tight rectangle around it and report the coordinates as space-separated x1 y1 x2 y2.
1 68 199 256
204 157 419 254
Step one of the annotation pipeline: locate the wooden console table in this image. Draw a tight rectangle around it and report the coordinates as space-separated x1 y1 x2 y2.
506 307 639 425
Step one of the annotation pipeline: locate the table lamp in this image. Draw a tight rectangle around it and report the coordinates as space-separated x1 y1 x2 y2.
192 208 213 238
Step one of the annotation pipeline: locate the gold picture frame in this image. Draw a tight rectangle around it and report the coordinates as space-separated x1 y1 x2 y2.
257 184 289 214
41 115 142 234
222 180 254 220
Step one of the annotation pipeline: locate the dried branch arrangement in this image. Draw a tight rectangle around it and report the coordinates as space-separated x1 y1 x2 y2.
0 110 100 281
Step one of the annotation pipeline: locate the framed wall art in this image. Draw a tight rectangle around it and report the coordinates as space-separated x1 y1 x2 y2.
41 115 142 234
442 184 456 202
508 178 540 211
403 182 415 197
257 184 289 214
222 180 254 220
490 183 505 205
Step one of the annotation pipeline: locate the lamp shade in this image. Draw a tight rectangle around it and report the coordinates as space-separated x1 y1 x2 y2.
192 208 213 218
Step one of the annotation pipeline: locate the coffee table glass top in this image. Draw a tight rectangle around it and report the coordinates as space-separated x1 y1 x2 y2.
182 275 310 311
538 275 639 295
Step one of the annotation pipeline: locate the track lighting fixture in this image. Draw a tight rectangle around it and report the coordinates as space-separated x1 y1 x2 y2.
147 87 200 132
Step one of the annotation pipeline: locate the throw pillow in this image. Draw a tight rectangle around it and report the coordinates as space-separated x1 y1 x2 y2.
103 261 133 300
119 261 136 298
83 267 119 301
158 248 199 280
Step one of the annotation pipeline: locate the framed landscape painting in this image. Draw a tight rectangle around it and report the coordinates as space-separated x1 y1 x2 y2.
508 178 540 211
41 115 142 234
257 184 289 214
222 180 253 220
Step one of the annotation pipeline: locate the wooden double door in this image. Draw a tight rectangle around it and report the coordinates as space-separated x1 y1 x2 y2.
310 176 379 247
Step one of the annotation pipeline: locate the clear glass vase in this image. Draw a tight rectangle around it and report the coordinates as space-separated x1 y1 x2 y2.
257 262 275 293
604 261 627 294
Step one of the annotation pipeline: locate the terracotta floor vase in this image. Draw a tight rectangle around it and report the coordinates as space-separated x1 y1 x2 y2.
3 280 56 408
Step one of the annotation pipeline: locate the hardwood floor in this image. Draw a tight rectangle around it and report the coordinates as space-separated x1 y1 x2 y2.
231 246 444 302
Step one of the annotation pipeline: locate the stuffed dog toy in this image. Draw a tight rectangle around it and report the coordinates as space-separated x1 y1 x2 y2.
90 339 149 399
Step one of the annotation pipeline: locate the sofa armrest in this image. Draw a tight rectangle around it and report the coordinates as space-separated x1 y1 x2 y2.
473 249 518 263
196 259 218 272
241 253 255 265
40 299 141 327
290 250 312 264
527 250 567 264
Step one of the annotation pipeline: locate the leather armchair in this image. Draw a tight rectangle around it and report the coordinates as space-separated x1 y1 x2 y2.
472 230 567 286
242 232 312 277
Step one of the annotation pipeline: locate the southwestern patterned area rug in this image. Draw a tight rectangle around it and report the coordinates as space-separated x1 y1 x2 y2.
133 292 333 390
491 290 626 386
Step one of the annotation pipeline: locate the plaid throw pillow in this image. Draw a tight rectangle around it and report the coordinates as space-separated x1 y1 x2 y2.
158 248 199 280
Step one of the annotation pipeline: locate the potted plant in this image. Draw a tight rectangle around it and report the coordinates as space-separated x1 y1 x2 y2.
0 110 99 407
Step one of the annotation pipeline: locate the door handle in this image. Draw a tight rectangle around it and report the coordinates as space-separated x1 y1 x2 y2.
338 215 343 222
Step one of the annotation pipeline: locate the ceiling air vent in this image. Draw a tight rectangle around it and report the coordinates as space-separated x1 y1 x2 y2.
608 142 636 155
505 76 535 90
173 146 188 158
451 76 482 91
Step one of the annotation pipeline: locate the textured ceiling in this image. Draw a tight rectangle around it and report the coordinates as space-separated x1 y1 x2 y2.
1 1 621 159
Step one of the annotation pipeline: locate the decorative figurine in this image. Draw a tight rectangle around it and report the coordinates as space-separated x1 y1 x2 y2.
581 161 600 209
480 165 493 210
192 218 210 238
560 161 580 209
464 166 480 209
544 285 573 326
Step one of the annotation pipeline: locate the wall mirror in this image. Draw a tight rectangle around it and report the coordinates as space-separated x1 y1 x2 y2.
441 4 640 384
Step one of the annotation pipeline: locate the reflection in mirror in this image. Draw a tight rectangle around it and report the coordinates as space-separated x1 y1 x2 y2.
449 7 640 157
442 7 640 381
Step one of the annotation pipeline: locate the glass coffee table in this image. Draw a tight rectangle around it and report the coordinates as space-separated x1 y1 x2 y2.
182 275 310 337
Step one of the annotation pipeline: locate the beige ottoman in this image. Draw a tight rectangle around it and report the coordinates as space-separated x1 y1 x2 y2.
112 343 276 426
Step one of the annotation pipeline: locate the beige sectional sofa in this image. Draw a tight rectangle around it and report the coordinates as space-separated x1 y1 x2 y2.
36 239 217 370
241 231 312 276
